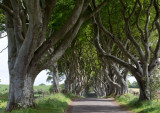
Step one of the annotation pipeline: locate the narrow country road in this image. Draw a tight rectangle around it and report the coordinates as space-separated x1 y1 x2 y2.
66 98 133 113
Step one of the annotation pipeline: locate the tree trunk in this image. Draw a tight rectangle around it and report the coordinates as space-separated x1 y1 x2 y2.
6 73 35 112
117 77 128 95
137 78 150 101
65 79 72 93
52 63 60 93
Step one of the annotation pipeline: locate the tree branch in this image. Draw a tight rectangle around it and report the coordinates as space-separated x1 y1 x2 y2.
83 0 108 21
136 0 145 42
0 34 7 39
148 0 160 39
104 69 121 88
0 3 14 16
0 46 8 53
119 0 127 20
128 0 138 20
95 12 141 69
35 18 84 70
149 21 160 72
32 0 84 64
93 21 137 74
120 0 145 62
144 0 154 40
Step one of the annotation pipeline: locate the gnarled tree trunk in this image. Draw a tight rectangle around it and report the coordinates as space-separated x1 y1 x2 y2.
6 72 36 111
136 76 150 100
52 63 60 93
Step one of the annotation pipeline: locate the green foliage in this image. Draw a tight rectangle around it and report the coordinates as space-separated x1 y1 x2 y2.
0 85 9 112
129 81 139 88
148 66 160 100
49 84 64 94
116 93 138 104
127 80 131 88
60 84 65 90
99 0 159 61
1 93 71 113
46 70 65 83
116 94 160 113
48 0 75 36
0 92 8 111
39 83 46 86
0 84 9 94
34 85 51 92
66 92 79 98
0 9 5 33
49 85 54 94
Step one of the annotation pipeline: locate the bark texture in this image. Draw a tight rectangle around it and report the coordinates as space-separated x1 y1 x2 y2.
52 63 60 93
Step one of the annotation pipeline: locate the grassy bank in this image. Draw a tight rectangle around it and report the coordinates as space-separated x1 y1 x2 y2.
0 84 76 113
0 93 72 113
116 93 160 113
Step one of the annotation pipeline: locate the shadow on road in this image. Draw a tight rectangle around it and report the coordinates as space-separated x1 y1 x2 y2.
66 98 133 113
87 92 97 98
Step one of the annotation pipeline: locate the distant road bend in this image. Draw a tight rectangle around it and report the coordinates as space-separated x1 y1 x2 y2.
66 98 133 113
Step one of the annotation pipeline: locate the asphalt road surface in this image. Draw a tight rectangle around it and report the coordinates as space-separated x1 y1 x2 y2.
66 98 133 113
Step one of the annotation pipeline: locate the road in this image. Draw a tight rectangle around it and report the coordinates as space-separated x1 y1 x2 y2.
65 98 133 113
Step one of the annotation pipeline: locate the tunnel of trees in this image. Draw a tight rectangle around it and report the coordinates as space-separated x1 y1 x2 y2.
0 0 160 112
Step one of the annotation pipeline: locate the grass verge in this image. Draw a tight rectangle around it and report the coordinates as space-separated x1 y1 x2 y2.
0 93 73 113
116 93 160 113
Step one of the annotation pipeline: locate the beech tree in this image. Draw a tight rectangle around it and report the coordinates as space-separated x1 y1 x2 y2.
46 62 60 93
93 0 160 100
58 24 100 96
96 31 129 96
60 38 94 96
0 0 107 111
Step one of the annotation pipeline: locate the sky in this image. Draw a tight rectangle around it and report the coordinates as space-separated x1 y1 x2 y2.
0 34 136 86
0 34 52 85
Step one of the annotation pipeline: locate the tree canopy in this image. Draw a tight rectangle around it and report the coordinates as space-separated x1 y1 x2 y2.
0 0 160 112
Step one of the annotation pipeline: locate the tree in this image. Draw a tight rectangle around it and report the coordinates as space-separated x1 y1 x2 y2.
0 0 108 111
127 80 131 88
93 0 160 100
148 65 160 100
46 62 61 93
57 24 101 96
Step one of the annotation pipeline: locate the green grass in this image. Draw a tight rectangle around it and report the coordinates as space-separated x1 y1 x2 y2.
116 93 160 113
0 85 9 113
0 93 72 113
66 92 80 98
0 84 9 94
0 84 51 93
34 85 51 92
0 84 75 113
